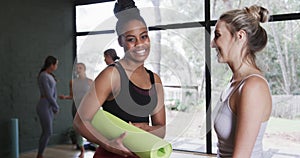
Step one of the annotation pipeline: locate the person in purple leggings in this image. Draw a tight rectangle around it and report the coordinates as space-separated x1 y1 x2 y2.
36 56 60 158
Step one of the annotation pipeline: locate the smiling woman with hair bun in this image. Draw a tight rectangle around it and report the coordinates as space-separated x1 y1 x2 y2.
212 5 272 158
73 0 167 157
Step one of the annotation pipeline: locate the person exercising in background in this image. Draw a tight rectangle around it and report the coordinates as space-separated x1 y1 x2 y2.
59 63 93 158
104 48 120 65
36 56 60 158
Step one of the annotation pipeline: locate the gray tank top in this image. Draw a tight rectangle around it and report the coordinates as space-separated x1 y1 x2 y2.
213 74 269 158
72 78 90 108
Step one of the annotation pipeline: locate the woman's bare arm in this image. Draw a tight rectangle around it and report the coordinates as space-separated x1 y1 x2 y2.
233 77 272 158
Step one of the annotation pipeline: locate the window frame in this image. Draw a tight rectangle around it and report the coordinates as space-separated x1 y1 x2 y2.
75 0 300 155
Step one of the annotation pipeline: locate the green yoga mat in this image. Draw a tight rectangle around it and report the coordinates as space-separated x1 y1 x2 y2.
91 109 172 158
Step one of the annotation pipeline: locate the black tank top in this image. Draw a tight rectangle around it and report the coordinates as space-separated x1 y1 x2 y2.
102 62 158 123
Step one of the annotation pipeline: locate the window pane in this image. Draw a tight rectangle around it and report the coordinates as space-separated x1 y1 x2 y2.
261 20 300 157
76 0 204 32
211 0 300 20
158 0 204 23
210 26 231 154
76 33 121 79
159 28 206 152
211 20 300 156
76 2 116 32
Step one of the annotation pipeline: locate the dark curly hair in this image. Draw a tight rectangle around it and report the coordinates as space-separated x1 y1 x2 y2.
113 0 147 36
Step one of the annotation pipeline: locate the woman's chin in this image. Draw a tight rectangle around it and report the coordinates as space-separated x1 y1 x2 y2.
217 58 225 63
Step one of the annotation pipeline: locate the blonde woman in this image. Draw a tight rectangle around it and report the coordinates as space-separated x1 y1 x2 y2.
212 5 272 158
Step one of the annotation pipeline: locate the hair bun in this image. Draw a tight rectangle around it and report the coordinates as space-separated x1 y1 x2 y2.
246 5 269 23
114 0 140 19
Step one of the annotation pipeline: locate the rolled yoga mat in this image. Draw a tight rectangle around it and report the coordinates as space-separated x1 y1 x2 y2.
91 109 172 158
11 118 19 158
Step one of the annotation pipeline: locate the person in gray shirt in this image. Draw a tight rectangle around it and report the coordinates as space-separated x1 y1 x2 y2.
60 62 93 158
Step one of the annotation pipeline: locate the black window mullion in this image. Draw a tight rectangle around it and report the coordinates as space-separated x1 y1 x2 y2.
204 0 212 154
75 0 114 6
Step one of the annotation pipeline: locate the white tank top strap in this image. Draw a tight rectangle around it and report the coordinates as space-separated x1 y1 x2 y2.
227 74 268 100
242 74 268 84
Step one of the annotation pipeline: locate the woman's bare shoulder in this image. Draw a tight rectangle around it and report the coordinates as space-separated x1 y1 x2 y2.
94 65 120 90
152 72 162 84
242 75 269 91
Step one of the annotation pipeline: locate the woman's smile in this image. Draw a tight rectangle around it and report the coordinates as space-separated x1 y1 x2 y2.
135 49 146 54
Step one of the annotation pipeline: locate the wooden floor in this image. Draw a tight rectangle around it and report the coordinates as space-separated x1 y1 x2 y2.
20 144 216 158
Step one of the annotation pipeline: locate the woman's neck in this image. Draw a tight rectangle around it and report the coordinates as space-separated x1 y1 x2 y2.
230 63 260 82
45 68 53 74
78 73 86 79
120 59 144 72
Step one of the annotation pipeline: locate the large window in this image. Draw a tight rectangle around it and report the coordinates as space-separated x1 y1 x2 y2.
210 0 300 20
76 0 300 157
76 0 205 33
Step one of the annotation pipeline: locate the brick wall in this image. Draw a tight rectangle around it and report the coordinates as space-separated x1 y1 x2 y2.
0 0 75 156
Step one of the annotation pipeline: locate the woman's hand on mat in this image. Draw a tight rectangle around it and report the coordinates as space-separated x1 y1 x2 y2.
131 122 151 132
104 132 138 157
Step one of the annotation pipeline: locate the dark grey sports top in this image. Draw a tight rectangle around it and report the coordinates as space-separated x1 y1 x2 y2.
102 62 158 123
